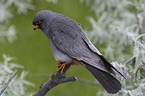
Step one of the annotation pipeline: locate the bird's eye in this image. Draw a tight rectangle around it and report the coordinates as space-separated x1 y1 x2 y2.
36 21 41 25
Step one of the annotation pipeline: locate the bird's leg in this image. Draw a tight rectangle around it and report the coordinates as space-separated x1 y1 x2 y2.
56 60 68 74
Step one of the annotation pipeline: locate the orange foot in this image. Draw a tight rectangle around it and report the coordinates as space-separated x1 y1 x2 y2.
56 60 68 74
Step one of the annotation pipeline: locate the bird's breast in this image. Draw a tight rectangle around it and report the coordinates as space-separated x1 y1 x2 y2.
49 38 72 63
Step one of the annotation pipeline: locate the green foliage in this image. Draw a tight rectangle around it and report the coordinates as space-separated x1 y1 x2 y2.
0 54 34 96
46 0 58 4
0 0 145 95
83 0 145 95
0 0 34 43
0 0 35 95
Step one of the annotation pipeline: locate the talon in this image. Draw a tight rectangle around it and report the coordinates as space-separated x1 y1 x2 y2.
57 60 62 65
56 66 62 72
56 60 68 74
57 60 62 67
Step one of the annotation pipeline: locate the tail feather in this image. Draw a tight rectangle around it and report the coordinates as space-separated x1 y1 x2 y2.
99 55 131 80
84 63 121 94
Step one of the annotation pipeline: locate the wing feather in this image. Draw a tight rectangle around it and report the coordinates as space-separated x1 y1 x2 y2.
49 14 93 60
48 14 118 74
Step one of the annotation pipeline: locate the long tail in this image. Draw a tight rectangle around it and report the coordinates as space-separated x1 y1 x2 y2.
82 62 122 94
99 55 130 80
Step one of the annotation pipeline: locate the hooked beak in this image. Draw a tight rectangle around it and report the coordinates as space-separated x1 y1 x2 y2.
33 25 39 30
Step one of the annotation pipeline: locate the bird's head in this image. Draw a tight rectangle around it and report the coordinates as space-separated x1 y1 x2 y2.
32 10 54 32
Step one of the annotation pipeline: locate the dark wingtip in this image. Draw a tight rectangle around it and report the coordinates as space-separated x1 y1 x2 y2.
83 63 122 94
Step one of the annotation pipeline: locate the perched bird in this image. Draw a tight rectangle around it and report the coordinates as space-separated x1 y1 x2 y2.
32 10 129 94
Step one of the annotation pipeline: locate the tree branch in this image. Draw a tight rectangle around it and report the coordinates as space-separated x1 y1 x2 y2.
33 64 77 96
0 69 17 95
30 73 100 86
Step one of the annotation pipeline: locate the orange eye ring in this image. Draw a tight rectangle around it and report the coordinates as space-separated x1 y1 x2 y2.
36 21 41 25
33 21 41 30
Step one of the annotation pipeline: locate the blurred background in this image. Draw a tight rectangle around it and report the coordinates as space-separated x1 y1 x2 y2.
0 0 145 96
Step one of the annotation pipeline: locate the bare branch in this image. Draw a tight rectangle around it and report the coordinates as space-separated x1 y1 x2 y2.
0 69 17 95
30 73 100 86
33 64 77 96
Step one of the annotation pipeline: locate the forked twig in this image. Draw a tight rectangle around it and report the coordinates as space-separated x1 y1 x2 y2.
33 64 77 96
0 69 17 95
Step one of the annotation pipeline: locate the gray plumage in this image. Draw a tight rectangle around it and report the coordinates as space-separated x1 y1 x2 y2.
32 10 130 93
